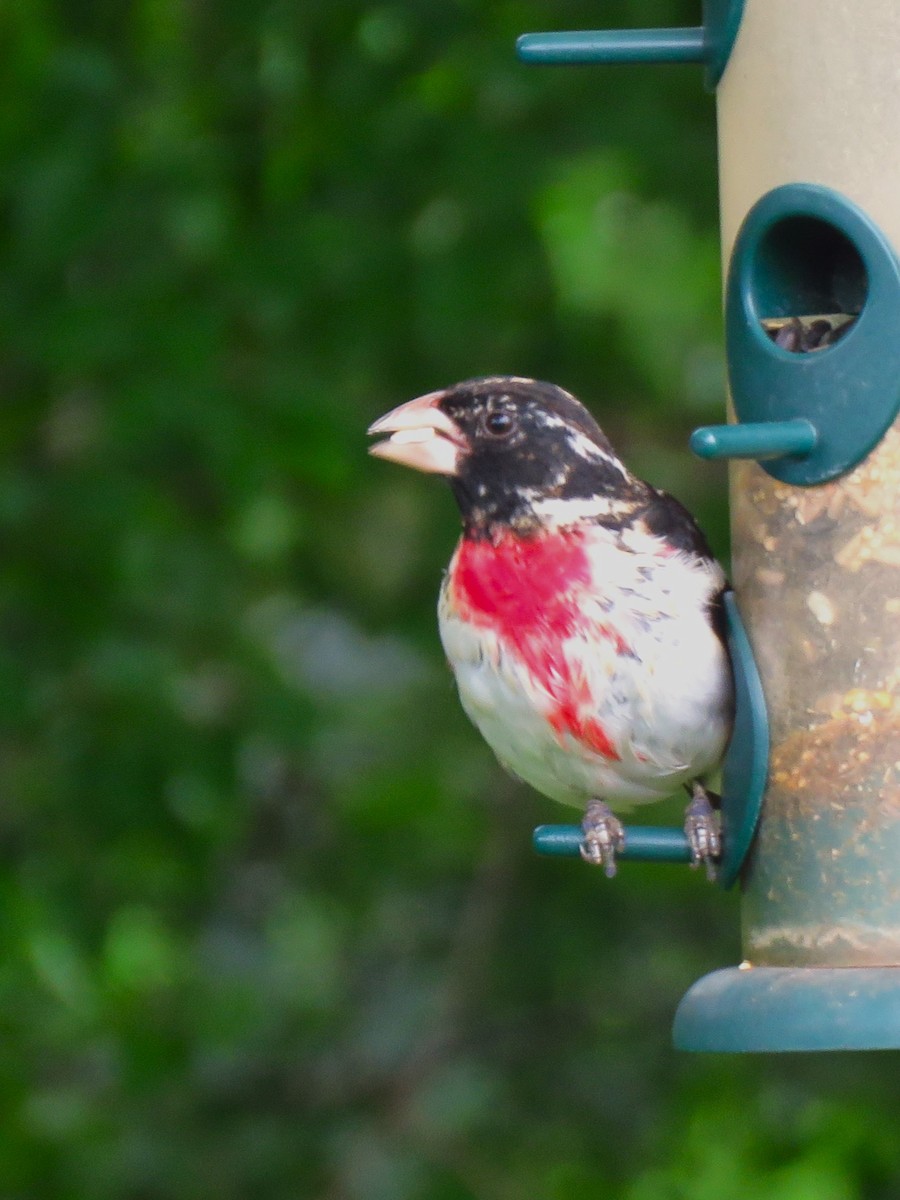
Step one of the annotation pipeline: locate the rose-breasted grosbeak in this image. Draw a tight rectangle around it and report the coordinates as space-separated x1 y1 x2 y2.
368 377 733 877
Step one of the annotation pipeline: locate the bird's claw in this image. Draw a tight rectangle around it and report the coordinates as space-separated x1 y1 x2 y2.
580 801 626 878
684 783 721 882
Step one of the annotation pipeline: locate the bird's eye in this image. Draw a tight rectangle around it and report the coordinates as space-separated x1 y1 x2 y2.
484 410 516 437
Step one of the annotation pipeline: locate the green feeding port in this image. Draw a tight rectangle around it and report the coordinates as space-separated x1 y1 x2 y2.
515 0 745 90
711 183 900 485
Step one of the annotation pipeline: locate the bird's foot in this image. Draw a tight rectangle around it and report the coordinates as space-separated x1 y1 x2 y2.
580 800 626 878
684 782 721 882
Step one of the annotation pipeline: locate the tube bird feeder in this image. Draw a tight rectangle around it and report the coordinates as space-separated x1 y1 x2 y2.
519 2 900 1051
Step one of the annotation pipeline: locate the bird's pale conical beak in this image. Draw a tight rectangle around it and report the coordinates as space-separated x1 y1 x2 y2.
367 390 468 476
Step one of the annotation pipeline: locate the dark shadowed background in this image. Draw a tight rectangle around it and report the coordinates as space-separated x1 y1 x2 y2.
2 2 900 1197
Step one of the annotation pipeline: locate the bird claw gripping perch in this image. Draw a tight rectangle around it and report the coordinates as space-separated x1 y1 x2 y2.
684 782 722 882
580 800 627 878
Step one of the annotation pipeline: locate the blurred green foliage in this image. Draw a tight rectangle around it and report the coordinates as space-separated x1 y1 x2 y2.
2 2 899 1197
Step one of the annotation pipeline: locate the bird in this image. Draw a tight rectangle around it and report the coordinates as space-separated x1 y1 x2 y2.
368 376 733 878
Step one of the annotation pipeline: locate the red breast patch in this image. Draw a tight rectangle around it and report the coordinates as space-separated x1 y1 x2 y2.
450 530 622 760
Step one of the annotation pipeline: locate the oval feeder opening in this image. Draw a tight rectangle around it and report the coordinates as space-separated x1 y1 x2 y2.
724 183 900 485
753 214 865 353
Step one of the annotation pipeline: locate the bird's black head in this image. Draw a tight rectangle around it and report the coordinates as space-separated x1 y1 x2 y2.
369 376 646 535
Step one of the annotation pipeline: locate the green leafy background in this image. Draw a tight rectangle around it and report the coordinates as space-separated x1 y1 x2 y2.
2 2 899 1197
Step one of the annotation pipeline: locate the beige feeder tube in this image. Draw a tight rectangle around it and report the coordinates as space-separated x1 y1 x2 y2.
715 2 900 967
